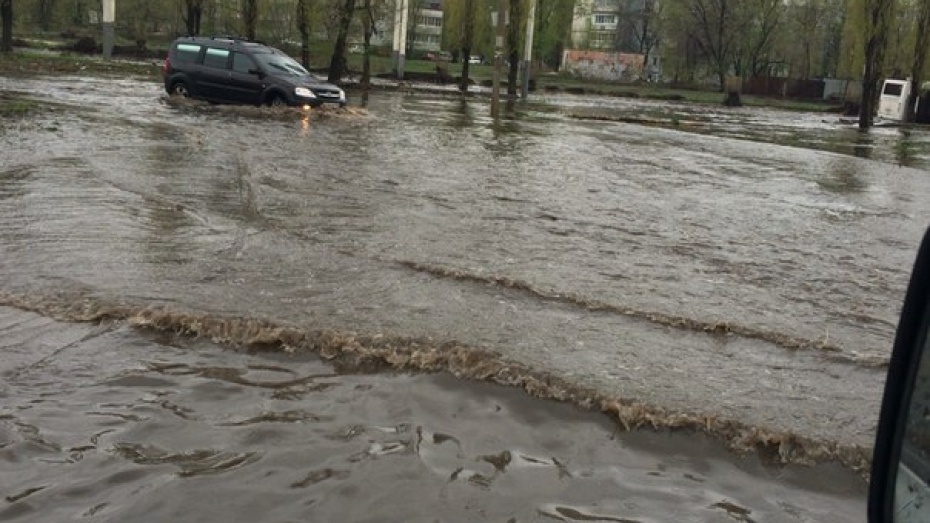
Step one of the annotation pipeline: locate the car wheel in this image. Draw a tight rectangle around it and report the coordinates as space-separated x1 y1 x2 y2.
171 81 190 97
268 94 286 107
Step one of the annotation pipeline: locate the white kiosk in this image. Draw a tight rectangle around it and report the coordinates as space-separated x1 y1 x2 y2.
877 78 912 122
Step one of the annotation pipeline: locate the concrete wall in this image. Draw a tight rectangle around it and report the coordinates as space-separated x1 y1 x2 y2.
561 50 644 81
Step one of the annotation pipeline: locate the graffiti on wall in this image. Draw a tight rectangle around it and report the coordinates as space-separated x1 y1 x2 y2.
561 50 645 81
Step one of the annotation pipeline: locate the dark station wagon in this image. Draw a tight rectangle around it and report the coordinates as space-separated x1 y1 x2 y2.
162 36 346 108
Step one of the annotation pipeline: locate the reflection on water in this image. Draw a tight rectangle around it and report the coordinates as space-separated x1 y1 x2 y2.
820 157 868 194
560 95 930 169
853 130 873 160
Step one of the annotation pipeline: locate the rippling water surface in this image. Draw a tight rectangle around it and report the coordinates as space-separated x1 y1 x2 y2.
2 75 929 521
0 307 866 522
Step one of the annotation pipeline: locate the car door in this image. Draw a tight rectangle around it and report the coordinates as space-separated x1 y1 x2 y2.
195 47 232 102
227 52 265 105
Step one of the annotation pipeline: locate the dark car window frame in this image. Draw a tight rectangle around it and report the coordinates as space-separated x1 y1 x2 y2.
203 47 232 69
232 52 257 74
252 51 309 77
173 42 202 63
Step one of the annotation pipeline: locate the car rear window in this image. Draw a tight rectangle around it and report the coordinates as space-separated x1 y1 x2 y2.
173 43 201 62
203 48 230 69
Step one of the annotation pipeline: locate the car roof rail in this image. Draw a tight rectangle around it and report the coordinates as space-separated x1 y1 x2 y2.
205 35 266 45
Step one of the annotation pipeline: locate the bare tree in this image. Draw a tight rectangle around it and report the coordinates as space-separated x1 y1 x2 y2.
36 0 55 32
328 0 357 82
459 0 477 92
184 0 205 35
507 0 523 96
685 0 747 90
638 0 661 69
860 0 896 129
243 0 259 40
790 0 831 79
617 0 661 61
296 0 312 67
533 0 574 68
0 0 11 53
739 0 783 77
905 0 930 123
405 0 418 56
361 0 376 86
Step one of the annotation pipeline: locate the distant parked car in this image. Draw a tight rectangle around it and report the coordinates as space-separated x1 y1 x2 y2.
162 36 346 108
468 55 483 65
425 51 452 62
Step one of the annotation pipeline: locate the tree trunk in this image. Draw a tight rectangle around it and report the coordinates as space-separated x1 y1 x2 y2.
185 0 204 36
243 0 259 41
361 0 373 87
506 0 520 96
328 0 357 83
38 0 55 32
860 25 881 129
904 0 930 123
1 0 12 53
405 1 416 57
459 0 475 92
296 0 311 68
507 50 519 96
859 0 894 129
460 45 472 92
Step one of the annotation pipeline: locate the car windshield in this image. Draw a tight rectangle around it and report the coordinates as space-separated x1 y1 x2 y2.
254 52 310 77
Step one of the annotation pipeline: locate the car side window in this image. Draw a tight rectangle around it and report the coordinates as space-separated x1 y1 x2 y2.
232 53 256 74
174 43 201 62
203 47 230 69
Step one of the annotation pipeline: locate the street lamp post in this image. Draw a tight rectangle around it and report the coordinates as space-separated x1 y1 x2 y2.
102 0 115 59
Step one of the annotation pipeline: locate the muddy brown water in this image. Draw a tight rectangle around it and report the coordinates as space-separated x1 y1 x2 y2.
1 75 929 520
0 306 866 522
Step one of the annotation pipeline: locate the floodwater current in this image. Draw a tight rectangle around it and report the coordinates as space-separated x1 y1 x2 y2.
1 74 929 521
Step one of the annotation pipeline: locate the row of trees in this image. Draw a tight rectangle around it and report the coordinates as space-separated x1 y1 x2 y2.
0 0 917 84
587 0 929 126
0 0 926 126
0 0 573 94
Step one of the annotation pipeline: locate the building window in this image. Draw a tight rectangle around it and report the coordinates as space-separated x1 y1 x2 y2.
593 14 616 25
589 32 612 47
416 15 442 27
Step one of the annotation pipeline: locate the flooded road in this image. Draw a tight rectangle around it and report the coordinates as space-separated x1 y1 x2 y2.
1 74 929 520
0 307 866 522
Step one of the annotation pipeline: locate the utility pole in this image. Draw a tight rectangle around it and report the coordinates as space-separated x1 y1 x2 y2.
521 0 536 99
397 0 409 79
392 0 401 72
102 0 115 59
491 0 507 117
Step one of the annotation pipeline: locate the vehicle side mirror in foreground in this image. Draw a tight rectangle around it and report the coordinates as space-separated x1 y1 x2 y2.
870 226 930 522
249 69 264 79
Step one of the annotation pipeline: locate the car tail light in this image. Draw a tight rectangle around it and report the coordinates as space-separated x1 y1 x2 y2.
162 56 170 76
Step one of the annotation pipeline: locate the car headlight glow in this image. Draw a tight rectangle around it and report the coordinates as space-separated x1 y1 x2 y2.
295 87 316 98
338 89 346 101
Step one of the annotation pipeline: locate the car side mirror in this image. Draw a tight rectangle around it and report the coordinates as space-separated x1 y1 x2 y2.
249 69 264 79
869 226 930 522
